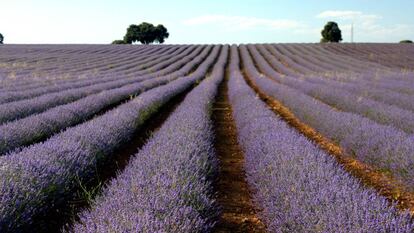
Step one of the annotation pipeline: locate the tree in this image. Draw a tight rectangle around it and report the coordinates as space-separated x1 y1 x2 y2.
400 40 413 43
136 22 156 44
122 22 169 44
112 39 128 44
123 24 140 44
0 33 3 44
154 24 169 43
321 21 342 43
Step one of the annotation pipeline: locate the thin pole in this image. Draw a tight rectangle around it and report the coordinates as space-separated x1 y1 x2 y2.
351 22 354 43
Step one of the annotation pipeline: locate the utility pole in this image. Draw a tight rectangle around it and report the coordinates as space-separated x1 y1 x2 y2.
351 22 354 43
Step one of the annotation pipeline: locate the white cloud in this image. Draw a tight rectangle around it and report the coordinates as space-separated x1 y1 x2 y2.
317 10 361 19
315 10 413 42
183 15 302 31
316 10 381 21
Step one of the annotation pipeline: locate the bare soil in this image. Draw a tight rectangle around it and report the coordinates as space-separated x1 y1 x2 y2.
212 72 267 233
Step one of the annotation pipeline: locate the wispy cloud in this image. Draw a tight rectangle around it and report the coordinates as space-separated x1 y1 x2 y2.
315 10 413 42
183 15 302 30
316 10 381 20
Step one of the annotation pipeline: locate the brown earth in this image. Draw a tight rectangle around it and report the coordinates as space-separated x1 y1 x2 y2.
212 71 267 233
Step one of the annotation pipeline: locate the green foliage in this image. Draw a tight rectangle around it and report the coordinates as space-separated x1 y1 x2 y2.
122 22 169 44
123 24 141 44
136 22 157 44
154 24 169 43
112 39 128 44
0 33 3 44
321 21 342 43
75 175 103 205
399 40 413 43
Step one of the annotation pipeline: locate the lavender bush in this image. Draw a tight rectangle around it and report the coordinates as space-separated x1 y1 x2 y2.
239 44 414 189
248 44 414 134
229 45 414 232
257 44 414 112
0 45 156 90
0 45 185 103
0 46 205 124
0 46 221 232
0 46 213 155
70 45 228 233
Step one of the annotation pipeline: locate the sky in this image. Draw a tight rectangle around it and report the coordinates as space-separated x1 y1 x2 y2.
0 0 413 44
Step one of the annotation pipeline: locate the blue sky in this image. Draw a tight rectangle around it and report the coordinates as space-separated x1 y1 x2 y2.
0 0 413 44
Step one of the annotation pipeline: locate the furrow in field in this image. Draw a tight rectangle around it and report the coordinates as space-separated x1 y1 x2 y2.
0 45 186 103
0 45 172 92
68 45 228 233
0 46 213 155
234 45 414 232
0 45 222 233
212 46 266 233
239 44 414 214
0 45 203 124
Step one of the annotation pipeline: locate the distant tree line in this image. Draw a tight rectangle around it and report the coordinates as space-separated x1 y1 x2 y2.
0 33 4 44
400 40 413 43
112 22 169 45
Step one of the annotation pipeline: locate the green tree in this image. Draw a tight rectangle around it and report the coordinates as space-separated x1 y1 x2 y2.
122 22 169 44
321 21 342 43
0 33 3 44
154 24 169 43
123 24 139 44
400 40 413 43
136 22 157 44
112 39 128 44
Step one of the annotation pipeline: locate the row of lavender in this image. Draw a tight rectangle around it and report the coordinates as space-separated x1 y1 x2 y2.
0 45 196 106
0 43 413 232
0 45 141 86
241 44 414 190
0 45 169 92
0 45 212 155
323 43 414 69
0 45 193 93
258 44 414 112
230 45 414 232
0 45 186 102
0 45 154 87
269 45 414 116
294 45 414 94
248 44 414 133
268 44 414 85
281 43 390 73
0 45 221 232
69 45 228 233
0 46 202 125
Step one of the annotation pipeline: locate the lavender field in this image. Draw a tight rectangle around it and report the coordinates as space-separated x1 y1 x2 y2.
1 43 414 232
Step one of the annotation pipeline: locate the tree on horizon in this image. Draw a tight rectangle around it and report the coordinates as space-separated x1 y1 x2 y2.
112 22 169 45
321 21 342 43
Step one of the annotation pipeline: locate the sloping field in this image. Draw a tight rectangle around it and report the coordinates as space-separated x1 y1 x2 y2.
1 43 414 232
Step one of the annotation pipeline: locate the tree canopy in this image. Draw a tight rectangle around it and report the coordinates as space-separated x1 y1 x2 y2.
321 21 342 43
400 40 413 43
112 39 128 45
119 22 169 44
0 33 3 44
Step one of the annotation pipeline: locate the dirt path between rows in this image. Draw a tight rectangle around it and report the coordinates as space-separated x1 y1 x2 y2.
212 70 267 233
